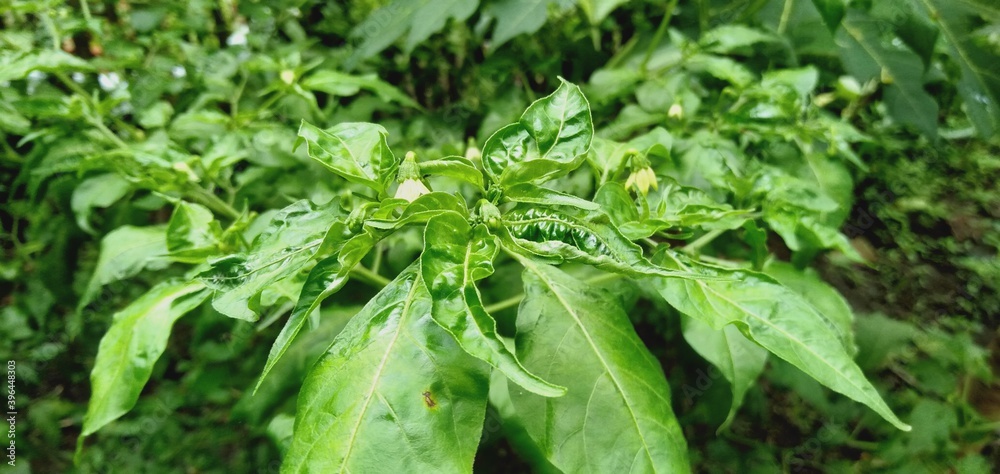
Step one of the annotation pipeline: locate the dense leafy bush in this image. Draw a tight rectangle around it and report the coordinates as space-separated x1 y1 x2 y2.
2 0 997 472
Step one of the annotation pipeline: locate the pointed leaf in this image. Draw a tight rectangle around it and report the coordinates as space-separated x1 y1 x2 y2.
282 265 490 473
504 183 599 211
255 226 377 392
483 79 593 185
81 281 208 436
681 317 767 431
199 199 346 321
296 121 397 196
501 206 701 279
421 213 565 397
512 259 691 473
651 251 911 431
80 225 170 309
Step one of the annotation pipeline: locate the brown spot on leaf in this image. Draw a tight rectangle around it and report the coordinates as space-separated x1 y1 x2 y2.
422 391 436 409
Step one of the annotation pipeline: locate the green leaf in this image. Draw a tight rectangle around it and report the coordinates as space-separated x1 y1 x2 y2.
577 0 629 24
296 121 397 196
199 199 346 321
651 251 911 431
301 70 421 108
809 0 847 32
418 155 485 190
166 202 222 263
681 316 767 432
485 0 556 49
511 259 691 473
918 0 1000 137
282 265 490 473
71 173 131 235
700 25 778 53
254 225 376 392
420 213 565 397
0 50 93 82
364 192 469 231
501 206 700 278
482 79 593 185
686 54 755 87
503 183 599 211
761 260 856 354
838 10 939 137
80 226 170 310
348 0 479 61
81 281 208 436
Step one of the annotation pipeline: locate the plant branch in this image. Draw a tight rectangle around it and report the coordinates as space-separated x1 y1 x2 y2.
350 265 392 288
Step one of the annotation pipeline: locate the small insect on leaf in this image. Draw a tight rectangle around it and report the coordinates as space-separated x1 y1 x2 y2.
422 391 437 409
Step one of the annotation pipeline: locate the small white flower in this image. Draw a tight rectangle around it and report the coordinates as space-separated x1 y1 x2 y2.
394 178 431 202
72 72 85 83
171 66 187 79
98 72 122 91
227 24 249 47
280 70 296 85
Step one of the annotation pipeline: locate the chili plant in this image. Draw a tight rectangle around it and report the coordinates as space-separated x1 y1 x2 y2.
78 80 910 472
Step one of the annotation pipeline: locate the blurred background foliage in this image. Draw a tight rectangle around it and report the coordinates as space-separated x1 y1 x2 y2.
1 0 998 472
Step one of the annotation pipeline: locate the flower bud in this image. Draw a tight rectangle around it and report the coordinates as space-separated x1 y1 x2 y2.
668 102 683 119
280 70 296 85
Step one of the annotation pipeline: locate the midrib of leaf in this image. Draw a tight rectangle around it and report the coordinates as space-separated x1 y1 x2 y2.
317 131 373 182
540 90 570 160
919 0 1000 132
291 278 417 473
520 258 658 468
840 21 930 120
663 253 891 419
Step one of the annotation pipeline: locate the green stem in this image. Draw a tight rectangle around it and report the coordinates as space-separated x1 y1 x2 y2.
640 0 678 74
40 11 60 49
189 187 240 220
80 0 93 21
683 229 725 254
350 265 392 288
777 0 794 34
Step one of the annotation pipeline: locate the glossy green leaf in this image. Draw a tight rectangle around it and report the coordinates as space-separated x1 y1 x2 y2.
71 173 130 235
681 316 767 431
651 251 911 431
282 265 490 473
511 259 691 473
364 192 468 231
420 212 565 397
199 199 346 321
503 183 599 211
296 121 397 196
501 206 700 278
166 202 222 263
482 79 593 185
254 225 377 393
79 225 170 309
762 260 855 354
418 155 484 190
81 281 208 436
